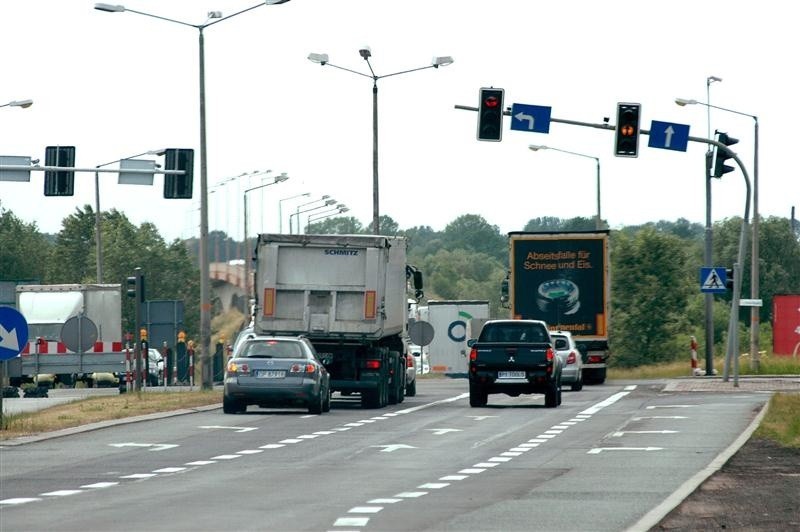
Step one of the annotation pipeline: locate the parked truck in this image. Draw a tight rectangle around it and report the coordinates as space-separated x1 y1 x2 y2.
426 300 490 375
10 284 125 387
503 231 610 384
252 234 423 409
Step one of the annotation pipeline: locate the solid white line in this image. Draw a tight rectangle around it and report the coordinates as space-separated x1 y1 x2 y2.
624 400 770 532
580 391 630 415
395 393 470 414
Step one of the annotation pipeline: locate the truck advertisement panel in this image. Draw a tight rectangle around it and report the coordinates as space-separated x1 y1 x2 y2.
510 232 609 340
772 294 800 355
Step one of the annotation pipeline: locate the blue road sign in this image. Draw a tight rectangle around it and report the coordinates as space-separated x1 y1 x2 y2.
0 306 29 360
700 267 727 293
510 103 551 133
648 120 690 152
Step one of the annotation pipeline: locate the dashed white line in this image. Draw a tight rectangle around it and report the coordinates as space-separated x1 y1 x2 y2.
120 473 157 479
279 439 304 444
418 483 449 489
333 516 370 527
185 460 216 465
0 498 41 505
395 491 427 498
348 506 383 513
210 454 241 460
40 490 83 497
368 498 401 504
459 468 486 474
473 462 499 468
440 475 468 481
81 482 118 489
259 444 285 449
237 449 263 455
153 467 186 473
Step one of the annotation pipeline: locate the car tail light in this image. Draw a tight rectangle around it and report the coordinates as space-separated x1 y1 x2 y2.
226 361 248 376
407 356 414 368
364 359 381 370
290 363 316 374
469 347 478 361
567 351 577 364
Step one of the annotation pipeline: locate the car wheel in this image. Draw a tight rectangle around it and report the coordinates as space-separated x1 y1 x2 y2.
322 384 331 413
308 391 323 415
406 379 416 397
571 371 583 392
469 382 488 407
223 395 244 414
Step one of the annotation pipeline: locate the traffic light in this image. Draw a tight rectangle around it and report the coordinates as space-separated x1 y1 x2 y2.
713 131 739 178
44 146 76 196
725 268 734 290
477 87 504 141
614 103 641 157
163 148 194 199
126 268 145 303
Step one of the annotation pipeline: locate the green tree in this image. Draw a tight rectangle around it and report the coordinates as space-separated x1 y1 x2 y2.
609 228 693 366
0 202 51 282
47 205 97 283
523 216 596 232
442 214 506 261
306 215 364 235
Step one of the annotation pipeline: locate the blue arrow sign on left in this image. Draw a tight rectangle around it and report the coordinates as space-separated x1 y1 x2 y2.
0 306 29 361
648 120 690 152
510 104 552 133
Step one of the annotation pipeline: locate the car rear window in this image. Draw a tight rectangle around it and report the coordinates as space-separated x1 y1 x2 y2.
481 323 548 343
241 340 305 359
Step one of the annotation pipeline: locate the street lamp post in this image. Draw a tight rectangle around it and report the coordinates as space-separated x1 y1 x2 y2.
676 97 760 370
94 149 166 282
96 0 291 390
243 173 288 295
292 199 337 234
528 145 602 230
289 195 332 234
307 49 453 235
307 205 348 231
278 192 310 233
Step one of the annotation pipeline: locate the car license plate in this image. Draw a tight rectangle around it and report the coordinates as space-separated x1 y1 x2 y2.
498 371 526 379
255 370 285 378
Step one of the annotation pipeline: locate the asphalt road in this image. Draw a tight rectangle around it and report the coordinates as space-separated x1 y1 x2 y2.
0 379 772 531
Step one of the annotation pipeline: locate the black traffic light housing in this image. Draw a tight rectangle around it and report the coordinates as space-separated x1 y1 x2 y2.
477 87 504 142
713 131 739 178
44 146 76 196
126 267 145 303
725 267 734 290
614 103 641 157
163 148 194 199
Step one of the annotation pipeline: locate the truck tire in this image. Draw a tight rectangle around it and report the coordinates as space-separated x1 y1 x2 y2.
388 351 403 405
361 385 383 408
544 383 559 408
469 382 488 407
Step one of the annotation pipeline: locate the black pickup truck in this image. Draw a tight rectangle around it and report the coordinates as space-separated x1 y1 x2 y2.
467 319 562 407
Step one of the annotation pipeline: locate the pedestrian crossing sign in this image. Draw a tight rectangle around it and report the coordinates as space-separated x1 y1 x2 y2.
700 267 727 293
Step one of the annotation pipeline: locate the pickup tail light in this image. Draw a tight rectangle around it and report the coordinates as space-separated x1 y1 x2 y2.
545 347 554 374
567 351 577 364
469 347 478 361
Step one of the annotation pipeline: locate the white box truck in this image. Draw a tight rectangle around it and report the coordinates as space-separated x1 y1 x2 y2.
252 234 423 408
12 284 125 386
426 300 490 375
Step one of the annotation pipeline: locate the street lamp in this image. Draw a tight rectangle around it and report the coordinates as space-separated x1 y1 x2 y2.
291 198 337 234
676 97 760 370
289 195 331 234
96 0 291 390
307 48 453 235
0 99 33 109
278 192 310 233
94 149 166 282
244 172 289 295
307 205 349 231
528 145 602 230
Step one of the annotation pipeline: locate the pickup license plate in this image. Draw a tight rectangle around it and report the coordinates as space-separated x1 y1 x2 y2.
498 371 526 379
255 370 285 378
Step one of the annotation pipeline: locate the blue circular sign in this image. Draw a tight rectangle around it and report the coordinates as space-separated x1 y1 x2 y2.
0 306 29 361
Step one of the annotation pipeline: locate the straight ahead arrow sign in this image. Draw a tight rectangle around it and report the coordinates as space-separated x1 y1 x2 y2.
109 442 179 452
372 444 416 453
587 447 663 454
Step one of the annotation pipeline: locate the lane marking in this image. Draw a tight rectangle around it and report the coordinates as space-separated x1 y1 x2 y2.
368 498 401 504
395 492 427 498
210 454 241 460
427 428 462 435
0 498 41 505
259 444 285 449
418 483 449 489
348 506 382 513
40 490 83 497
185 460 215 465
152 467 186 473
612 430 678 437
81 482 118 489
198 425 257 433
237 450 263 455
372 444 416 453
120 473 156 479
588 446 663 454
333 517 369 527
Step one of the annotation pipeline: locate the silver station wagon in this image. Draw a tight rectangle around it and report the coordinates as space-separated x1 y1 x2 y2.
223 336 331 415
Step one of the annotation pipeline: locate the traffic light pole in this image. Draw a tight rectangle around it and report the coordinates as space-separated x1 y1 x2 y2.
456 103 752 385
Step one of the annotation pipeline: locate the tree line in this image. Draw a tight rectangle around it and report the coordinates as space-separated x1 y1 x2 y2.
2 200 799 367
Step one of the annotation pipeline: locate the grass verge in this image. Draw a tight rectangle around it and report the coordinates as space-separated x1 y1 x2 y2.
0 390 222 440
754 393 800 448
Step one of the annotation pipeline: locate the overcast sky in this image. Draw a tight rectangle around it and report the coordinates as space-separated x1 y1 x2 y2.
1 1 796 244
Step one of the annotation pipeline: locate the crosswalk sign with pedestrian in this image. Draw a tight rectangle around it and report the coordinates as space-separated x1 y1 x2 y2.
700 267 727 293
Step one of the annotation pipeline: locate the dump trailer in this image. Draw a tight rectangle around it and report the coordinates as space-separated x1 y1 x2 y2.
504 231 610 384
252 234 423 408
11 284 124 386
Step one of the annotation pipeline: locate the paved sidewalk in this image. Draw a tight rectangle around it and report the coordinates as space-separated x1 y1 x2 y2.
664 375 800 393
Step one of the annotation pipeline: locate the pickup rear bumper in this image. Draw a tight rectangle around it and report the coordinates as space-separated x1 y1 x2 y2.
469 371 557 395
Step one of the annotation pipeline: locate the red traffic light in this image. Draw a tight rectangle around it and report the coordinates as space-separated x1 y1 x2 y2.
483 96 500 108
